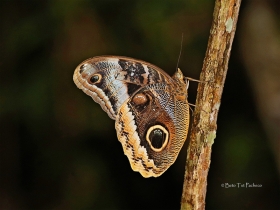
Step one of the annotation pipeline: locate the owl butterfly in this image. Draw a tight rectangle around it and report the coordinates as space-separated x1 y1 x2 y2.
73 56 189 178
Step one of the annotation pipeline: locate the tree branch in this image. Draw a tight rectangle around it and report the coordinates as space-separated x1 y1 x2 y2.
180 1 242 210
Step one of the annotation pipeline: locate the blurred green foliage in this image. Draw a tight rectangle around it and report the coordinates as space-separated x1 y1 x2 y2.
0 0 279 209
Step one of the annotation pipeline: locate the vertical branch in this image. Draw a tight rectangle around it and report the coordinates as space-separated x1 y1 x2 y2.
180 1 242 210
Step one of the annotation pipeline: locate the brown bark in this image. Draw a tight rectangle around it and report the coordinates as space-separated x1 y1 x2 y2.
180 1 242 210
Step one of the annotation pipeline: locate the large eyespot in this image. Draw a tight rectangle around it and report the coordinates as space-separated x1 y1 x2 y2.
146 125 169 152
89 74 102 84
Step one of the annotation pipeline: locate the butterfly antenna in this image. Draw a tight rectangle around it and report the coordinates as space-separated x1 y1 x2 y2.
176 33 184 72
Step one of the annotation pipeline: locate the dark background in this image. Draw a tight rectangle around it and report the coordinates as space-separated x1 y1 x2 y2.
0 0 279 209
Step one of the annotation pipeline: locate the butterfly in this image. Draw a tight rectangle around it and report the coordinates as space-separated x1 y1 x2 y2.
73 56 190 177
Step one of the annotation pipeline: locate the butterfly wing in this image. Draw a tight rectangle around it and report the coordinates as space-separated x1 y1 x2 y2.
73 56 173 119
115 82 189 177
73 56 189 177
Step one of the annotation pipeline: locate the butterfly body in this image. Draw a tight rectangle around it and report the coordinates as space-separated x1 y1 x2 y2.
73 56 189 177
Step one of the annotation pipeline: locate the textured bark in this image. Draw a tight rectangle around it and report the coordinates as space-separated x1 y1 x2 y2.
180 1 242 210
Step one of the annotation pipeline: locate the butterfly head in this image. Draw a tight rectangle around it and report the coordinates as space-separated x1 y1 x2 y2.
174 68 184 80
172 68 189 96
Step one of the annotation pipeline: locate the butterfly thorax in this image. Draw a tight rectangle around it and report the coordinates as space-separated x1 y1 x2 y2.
171 69 188 102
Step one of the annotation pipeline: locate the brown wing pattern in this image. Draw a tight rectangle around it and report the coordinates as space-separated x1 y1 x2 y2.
73 56 189 177
73 56 173 119
115 81 189 177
